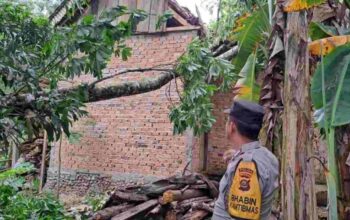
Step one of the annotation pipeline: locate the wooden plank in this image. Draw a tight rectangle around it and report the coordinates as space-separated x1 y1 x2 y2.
168 8 188 26
118 0 137 22
106 0 119 8
148 0 166 32
165 26 200 32
111 199 158 220
136 0 152 32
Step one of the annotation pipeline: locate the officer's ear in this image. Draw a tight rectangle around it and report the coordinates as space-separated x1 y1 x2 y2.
227 118 236 135
230 120 237 134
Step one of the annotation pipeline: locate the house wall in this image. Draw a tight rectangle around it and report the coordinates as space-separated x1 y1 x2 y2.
46 30 199 195
206 91 236 174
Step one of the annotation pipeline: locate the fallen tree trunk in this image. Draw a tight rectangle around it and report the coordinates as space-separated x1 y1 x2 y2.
91 203 134 220
111 199 158 220
162 189 206 204
5 71 177 108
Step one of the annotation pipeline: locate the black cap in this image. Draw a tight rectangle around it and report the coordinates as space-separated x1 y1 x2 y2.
224 100 264 128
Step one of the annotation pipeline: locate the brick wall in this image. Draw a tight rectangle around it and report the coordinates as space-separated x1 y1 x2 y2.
47 30 198 194
206 91 236 174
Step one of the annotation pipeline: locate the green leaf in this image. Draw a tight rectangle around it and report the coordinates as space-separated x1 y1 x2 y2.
345 0 350 9
0 162 35 181
311 44 350 126
234 52 260 102
82 15 95 25
309 22 338 41
121 47 132 61
156 10 173 30
233 5 270 73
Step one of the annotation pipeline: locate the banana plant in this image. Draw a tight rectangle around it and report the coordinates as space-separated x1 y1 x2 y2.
311 44 350 220
232 5 270 73
233 51 261 102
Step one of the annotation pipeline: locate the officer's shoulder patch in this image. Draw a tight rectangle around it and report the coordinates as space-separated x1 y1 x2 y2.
227 160 261 219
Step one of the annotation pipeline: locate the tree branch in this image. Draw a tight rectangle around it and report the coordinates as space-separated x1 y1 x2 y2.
88 67 173 89
65 71 178 103
218 45 238 60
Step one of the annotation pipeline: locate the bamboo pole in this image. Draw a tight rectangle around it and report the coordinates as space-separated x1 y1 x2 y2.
39 131 48 193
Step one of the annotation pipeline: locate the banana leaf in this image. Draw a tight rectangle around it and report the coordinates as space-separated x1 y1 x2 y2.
233 5 270 74
309 35 350 56
309 22 338 41
283 0 326 12
309 45 350 220
233 52 260 102
311 44 350 126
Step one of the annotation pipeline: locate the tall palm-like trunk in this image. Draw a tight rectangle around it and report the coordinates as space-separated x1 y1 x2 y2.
282 11 317 219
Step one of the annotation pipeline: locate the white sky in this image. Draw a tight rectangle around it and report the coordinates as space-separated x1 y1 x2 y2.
176 0 217 24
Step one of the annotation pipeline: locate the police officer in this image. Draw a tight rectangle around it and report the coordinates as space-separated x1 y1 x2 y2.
213 100 279 220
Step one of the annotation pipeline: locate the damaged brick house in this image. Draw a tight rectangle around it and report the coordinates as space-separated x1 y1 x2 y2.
46 0 235 195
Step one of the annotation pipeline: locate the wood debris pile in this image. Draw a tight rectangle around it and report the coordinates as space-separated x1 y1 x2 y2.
91 173 219 220
19 138 47 171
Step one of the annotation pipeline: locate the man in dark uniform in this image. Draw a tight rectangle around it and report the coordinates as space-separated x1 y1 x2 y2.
213 100 279 220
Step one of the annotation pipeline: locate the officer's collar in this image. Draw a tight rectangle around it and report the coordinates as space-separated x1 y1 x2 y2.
240 141 260 152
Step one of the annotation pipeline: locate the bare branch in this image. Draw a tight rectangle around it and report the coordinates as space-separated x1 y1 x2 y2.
218 45 238 60
89 66 173 89
86 71 178 102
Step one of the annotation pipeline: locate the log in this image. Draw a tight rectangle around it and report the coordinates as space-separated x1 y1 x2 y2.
162 189 206 204
191 202 214 213
194 173 219 198
177 196 212 211
111 190 149 202
189 184 208 190
91 203 134 220
145 184 180 197
181 210 209 220
147 204 162 216
111 199 158 220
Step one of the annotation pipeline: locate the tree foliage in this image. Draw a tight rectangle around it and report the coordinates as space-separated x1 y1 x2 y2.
0 162 67 219
0 1 146 143
170 39 236 135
